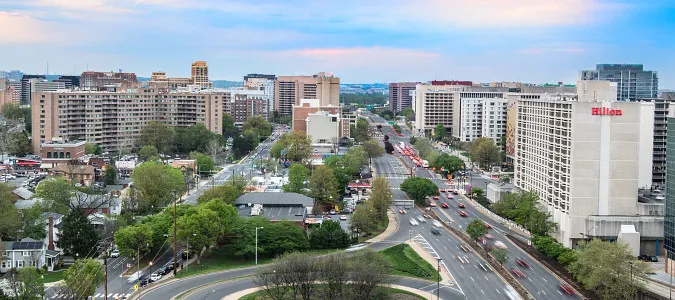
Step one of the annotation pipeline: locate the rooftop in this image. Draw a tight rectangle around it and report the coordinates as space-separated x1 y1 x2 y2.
236 205 306 222
235 192 314 207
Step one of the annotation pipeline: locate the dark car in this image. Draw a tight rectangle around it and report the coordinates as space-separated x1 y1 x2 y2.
649 256 659 262
139 278 150 287
638 255 650 261
431 228 442 235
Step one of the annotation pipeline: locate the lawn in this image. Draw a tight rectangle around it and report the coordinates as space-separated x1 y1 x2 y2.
382 244 440 282
239 286 426 300
176 248 343 279
358 215 390 243
42 269 67 283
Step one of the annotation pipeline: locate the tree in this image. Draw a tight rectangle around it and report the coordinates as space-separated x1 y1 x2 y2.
138 121 175 154
471 187 484 199
308 165 339 209
568 239 649 300
492 190 556 236
270 131 312 162
7 268 44 300
172 206 220 264
400 177 439 205
20 205 46 241
350 204 376 234
175 124 219 154
34 177 74 214
7 131 31 156
189 151 215 174
348 250 394 299
232 131 258 159
265 221 310 257
353 119 370 143
369 177 392 222
58 209 100 257
466 219 488 241
432 154 464 175
0 196 21 240
343 146 368 172
84 143 102 155
362 140 384 164
230 217 270 258
104 164 118 185
138 145 159 161
114 223 153 258
1 103 24 120
230 218 308 258
283 164 309 194
469 137 501 169
309 220 349 249
196 184 242 205
243 115 272 140
378 109 395 120
400 107 415 122
62 258 104 299
491 248 508 265
222 114 238 138
433 124 446 141
200 199 238 238
131 162 186 212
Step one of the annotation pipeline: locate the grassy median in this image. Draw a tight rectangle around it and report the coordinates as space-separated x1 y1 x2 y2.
382 244 440 282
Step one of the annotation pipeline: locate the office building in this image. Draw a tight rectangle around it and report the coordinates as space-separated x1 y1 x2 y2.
40 140 87 164
306 111 341 153
451 92 506 143
634 93 675 189
389 82 419 113
580 64 658 101
413 84 463 136
32 88 223 154
244 74 277 118
191 61 212 89
151 72 167 81
0 70 23 81
21 75 45 104
275 73 339 115
30 79 65 93
149 71 192 89
510 80 657 247
80 71 137 91
292 99 348 139
54 76 81 89
431 80 473 86
664 113 675 269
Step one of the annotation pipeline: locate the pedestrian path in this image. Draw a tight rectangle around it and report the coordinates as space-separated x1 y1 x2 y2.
50 293 132 299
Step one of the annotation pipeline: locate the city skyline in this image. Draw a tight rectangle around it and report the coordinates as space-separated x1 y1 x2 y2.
0 0 674 86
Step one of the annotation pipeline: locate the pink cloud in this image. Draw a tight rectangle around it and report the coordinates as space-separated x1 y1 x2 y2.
0 12 56 44
34 0 133 13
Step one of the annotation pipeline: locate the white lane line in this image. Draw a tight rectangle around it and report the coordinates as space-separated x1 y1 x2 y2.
558 291 563 295
481 290 485 294
543 278 548 283
484 276 488 281
496 289 501 294
470 276 474 282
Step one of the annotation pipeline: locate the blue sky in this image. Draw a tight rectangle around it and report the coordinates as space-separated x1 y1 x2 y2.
0 0 673 87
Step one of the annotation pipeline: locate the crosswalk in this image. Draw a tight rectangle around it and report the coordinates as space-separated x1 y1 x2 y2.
50 293 132 299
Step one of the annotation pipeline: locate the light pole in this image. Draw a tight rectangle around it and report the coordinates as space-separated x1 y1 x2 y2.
436 258 442 300
186 233 196 273
628 261 634 285
256 227 264 265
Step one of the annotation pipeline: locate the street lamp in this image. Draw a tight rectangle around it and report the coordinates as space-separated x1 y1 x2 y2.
186 233 196 273
436 258 442 300
628 261 634 285
256 227 264 265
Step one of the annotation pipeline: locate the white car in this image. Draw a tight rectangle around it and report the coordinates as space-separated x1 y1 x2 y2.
149 272 162 282
417 216 427 223
110 249 120 258
3 174 15 180
409 218 419 226
432 220 443 228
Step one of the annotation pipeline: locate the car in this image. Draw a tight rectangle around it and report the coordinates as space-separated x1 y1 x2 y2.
441 202 449 208
493 241 507 249
339 215 347 221
516 257 530 268
649 256 659 262
423 214 432 219
346 243 368 253
110 249 120 258
3 174 15 180
459 211 467 217
433 196 439 200
438 189 445 193
458 203 465 208
429 202 437 207
485 223 492 229
476 237 486 244
559 284 576 295
160 265 174 275
638 255 650 261
431 228 442 235
417 216 427 223
451 189 459 195
398 209 407 214
432 220 443 228
329 209 336 215
139 277 150 287
149 272 162 282
511 268 526 278
485 234 494 239
447 194 453 199
323 215 332 219
409 218 419 226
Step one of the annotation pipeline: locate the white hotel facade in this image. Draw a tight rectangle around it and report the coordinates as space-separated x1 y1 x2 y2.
510 81 656 247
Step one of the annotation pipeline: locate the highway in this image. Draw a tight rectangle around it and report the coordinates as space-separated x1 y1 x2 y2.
367 112 579 299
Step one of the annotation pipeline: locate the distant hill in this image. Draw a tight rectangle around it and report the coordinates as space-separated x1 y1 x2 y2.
213 80 243 88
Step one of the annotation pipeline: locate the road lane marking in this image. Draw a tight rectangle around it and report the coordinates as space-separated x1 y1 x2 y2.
481 289 485 294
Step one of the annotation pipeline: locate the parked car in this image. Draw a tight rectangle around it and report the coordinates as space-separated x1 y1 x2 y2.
329 209 336 215
638 255 650 261
149 273 162 282
649 256 659 262
339 215 347 221
110 249 120 258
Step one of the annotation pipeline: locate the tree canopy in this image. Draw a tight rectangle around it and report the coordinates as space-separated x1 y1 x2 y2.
242 115 273 140
57 209 100 257
283 164 309 194
222 114 238 138
431 154 464 174
189 151 215 174
308 166 339 210
270 131 312 162
63 258 104 299
131 161 186 212
492 190 556 236
466 219 488 241
400 177 439 205
196 184 242 205
232 131 259 159
362 140 384 163
469 137 501 169
352 119 370 143
433 124 446 141
138 121 175 154
309 220 349 249
369 177 392 222
85 143 102 155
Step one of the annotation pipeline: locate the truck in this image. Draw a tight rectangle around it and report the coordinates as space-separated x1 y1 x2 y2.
422 160 429 168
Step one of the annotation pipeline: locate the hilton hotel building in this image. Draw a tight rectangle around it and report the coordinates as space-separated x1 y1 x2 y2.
510 80 658 247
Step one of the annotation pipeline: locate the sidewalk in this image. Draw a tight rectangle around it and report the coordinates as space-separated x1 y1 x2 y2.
366 210 398 243
406 240 453 285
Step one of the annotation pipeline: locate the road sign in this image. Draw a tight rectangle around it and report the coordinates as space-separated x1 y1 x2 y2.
134 284 139 291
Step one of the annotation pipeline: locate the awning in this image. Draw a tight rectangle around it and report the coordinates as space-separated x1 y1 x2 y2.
40 163 54 169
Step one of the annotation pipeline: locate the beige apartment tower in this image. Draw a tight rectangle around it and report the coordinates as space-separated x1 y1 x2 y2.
275 72 339 115
191 61 212 88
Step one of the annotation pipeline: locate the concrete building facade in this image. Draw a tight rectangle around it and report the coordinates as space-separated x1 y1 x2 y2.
191 61 212 89
512 80 656 247
306 111 340 153
80 71 137 91
580 64 658 102
21 75 45 104
633 93 675 189
275 73 339 115
413 84 463 136
244 74 277 118
451 92 506 143
664 115 675 262
389 82 419 113
292 99 348 138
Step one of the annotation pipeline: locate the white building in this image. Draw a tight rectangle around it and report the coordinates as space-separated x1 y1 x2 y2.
511 80 656 247
413 84 463 136
244 76 276 118
306 111 340 153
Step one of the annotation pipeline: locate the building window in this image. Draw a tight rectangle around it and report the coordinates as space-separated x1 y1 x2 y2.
17 261 23 268
66 152 71 159
22 251 30 256
47 152 52 158
59 152 64 159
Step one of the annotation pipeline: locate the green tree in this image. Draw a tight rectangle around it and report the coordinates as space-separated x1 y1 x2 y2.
243 115 273 140
189 151 215 174
568 239 649 300
392 124 401 133
138 145 159 161
104 164 118 185
344 146 368 172
265 221 310 257
200 199 238 238
353 119 370 143
172 206 220 263
114 223 153 258
131 162 186 212
350 204 376 235
20 205 46 240
283 164 309 194
492 190 556 236
491 248 508 265
378 109 395 120
308 165 339 209
469 137 501 169
57 209 100 257
432 154 464 175
400 107 415 122
309 220 349 249
232 131 259 159
84 143 102 155
323 156 354 193
230 217 270 258
0 196 20 240
471 187 484 199
7 268 44 300
466 219 489 241
222 114 238 138
433 124 446 141
7 131 31 156
362 140 384 165
63 258 104 299
270 131 312 162
369 177 392 222
34 177 74 214
138 121 175 154
1 103 24 120
196 184 242 205
400 177 439 205
175 124 219 154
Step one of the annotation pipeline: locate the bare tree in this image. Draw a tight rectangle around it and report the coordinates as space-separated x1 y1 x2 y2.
281 252 318 300
254 265 290 300
320 253 349 300
205 139 222 163
348 250 394 299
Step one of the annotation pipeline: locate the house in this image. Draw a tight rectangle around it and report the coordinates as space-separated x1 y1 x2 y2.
12 187 33 200
70 191 121 217
234 192 313 227
0 238 59 273
52 164 96 186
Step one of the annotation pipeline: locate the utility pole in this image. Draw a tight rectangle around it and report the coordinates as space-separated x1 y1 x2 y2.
173 192 178 276
436 258 442 300
104 251 108 300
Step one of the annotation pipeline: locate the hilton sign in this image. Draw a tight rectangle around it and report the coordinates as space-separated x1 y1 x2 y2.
592 107 623 116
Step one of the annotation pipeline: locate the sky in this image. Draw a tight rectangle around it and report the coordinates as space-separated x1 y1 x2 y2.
0 0 674 86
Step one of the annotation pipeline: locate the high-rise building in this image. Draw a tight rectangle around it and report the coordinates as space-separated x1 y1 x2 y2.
225 89 269 124
633 93 675 189
389 82 419 113
448 92 513 144
149 71 191 89
665 112 675 270
80 71 137 90
413 84 464 136
191 61 212 89
0 79 18 107
30 79 66 95
510 80 656 247
579 64 658 102
54 75 81 89
275 73 339 115
0 70 23 81
244 74 277 118
20 75 45 104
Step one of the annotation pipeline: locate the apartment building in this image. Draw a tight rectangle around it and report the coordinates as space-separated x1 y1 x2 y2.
306 111 340 153
149 71 192 89
632 93 675 189
510 80 656 247
80 71 137 91
580 64 658 101
0 79 19 107
413 84 463 136
451 92 506 143
225 89 269 125
32 88 223 154
389 82 419 113
292 99 348 138
191 61 212 89
244 74 277 117
275 73 339 115
665 114 675 267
